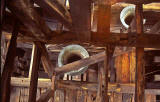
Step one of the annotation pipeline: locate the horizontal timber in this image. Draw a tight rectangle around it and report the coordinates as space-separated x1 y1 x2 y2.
4 32 160 48
11 77 160 95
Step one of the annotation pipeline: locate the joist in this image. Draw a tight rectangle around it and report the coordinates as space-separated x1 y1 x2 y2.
28 44 41 102
135 4 145 102
1 22 19 102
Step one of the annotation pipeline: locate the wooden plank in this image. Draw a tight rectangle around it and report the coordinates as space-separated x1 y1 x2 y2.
28 44 41 102
36 89 53 102
10 77 160 95
121 53 130 83
54 52 105 75
1 22 19 102
135 4 145 102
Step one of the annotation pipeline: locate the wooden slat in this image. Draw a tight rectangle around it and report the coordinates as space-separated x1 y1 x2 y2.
28 44 41 102
135 4 145 102
54 52 105 75
1 22 19 102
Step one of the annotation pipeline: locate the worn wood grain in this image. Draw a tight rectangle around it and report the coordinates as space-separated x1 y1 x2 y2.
54 52 105 75
135 4 145 102
28 44 41 102
1 22 19 102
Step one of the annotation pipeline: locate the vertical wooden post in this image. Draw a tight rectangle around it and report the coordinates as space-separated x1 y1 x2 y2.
97 0 111 101
96 62 104 102
135 4 145 102
28 43 41 102
0 0 6 101
1 22 19 102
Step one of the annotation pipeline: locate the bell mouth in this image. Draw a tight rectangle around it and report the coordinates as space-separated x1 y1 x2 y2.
64 54 82 64
125 15 134 25
58 44 89 76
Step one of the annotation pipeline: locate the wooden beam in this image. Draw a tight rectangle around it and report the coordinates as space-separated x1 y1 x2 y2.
28 43 41 102
1 22 19 102
10 77 160 95
54 52 105 75
0 0 6 101
96 62 105 102
36 42 54 78
69 0 91 41
34 0 72 29
4 31 160 48
7 0 53 41
135 4 145 102
97 0 111 102
149 20 160 34
36 89 53 102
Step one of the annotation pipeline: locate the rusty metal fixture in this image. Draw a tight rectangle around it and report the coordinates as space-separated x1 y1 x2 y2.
58 45 89 75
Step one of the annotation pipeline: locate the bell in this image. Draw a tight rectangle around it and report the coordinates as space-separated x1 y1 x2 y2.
58 44 89 76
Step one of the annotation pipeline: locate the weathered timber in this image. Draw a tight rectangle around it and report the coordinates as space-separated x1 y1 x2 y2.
4 31 160 48
28 44 41 102
50 75 56 101
135 4 145 102
149 20 160 34
0 0 6 101
96 62 105 102
1 22 19 102
69 0 91 41
36 42 54 78
97 0 111 101
54 52 105 75
36 89 53 102
34 0 72 29
7 0 53 41
10 77 160 95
